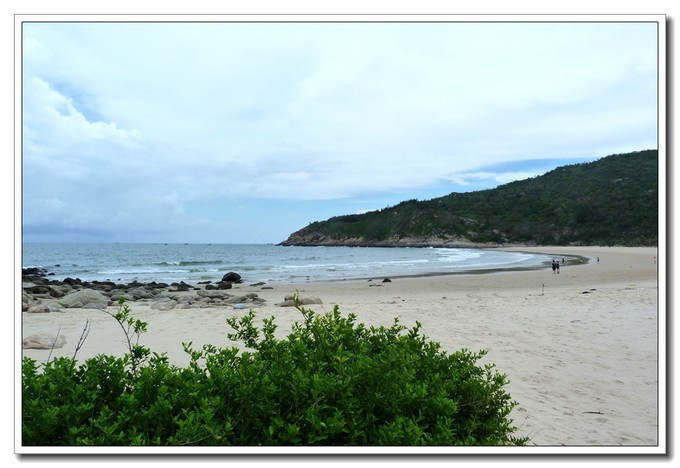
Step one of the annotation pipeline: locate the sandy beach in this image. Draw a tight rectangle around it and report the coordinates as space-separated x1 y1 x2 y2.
20 246 660 448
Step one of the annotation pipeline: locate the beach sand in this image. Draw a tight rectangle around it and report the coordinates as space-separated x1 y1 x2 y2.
20 246 660 447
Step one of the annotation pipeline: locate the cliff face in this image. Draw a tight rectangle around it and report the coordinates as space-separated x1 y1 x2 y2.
280 149 658 248
279 234 491 248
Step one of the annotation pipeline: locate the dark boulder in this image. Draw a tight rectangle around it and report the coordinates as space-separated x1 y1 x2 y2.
221 272 242 283
22 275 46 285
173 282 192 292
23 267 47 277
91 281 116 292
25 285 51 295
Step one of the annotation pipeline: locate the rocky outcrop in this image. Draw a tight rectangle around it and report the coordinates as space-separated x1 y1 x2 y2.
279 233 492 248
21 269 267 315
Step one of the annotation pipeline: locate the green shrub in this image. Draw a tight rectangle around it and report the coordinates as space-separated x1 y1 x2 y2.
22 298 527 446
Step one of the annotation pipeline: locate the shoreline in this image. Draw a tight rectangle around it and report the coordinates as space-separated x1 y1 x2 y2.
20 245 660 446
22 244 591 286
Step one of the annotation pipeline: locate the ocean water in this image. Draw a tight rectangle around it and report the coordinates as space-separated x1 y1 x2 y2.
21 243 554 284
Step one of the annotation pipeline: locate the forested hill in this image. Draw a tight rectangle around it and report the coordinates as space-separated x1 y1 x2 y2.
280 149 658 247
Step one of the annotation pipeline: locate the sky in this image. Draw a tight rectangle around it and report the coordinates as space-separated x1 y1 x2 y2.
21 19 659 244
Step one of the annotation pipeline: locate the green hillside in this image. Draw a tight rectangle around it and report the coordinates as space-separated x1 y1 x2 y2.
280 149 658 247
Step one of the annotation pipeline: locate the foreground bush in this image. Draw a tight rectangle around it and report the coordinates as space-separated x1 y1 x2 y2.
22 299 527 446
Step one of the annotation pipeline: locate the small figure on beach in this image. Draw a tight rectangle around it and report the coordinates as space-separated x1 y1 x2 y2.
597 257 600 264
552 259 557 274
556 262 560 274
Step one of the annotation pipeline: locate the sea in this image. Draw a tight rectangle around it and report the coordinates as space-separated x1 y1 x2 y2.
21 243 554 285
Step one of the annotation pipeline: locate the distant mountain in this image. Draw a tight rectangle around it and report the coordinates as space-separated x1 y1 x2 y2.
280 149 658 247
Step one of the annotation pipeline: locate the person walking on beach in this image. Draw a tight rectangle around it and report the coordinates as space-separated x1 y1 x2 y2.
552 259 557 274
556 261 560 274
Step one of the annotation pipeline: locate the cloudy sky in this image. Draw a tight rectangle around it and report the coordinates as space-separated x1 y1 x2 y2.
21 19 659 244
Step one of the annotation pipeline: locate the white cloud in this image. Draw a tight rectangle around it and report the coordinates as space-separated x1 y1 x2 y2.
24 76 141 154
21 20 659 241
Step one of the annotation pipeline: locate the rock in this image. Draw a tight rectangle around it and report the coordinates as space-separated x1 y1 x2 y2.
382 278 392 283
129 287 154 300
51 284 74 296
47 287 65 298
91 281 117 292
233 303 248 309
25 273 49 284
261 286 274 290
175 295 196 305
277 296 323 307
225 295 249 304
23 333 67 349
26 304 51 314
109 290 134 302
25 285 51 295
42 300 66 313
217 281 233 290
23 267 47 277
58 289 110 309
221 272 242 283
173 282 192 292
197 289 232 299
250 282 266 287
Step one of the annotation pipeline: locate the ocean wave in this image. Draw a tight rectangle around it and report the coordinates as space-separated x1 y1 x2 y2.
24 244 552 284
157 260 225 266
435 249 481 262
271 258 432 272
97 268 191 275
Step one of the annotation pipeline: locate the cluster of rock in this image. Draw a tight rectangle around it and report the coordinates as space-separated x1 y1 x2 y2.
22 269 263 313
150 290 265 311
